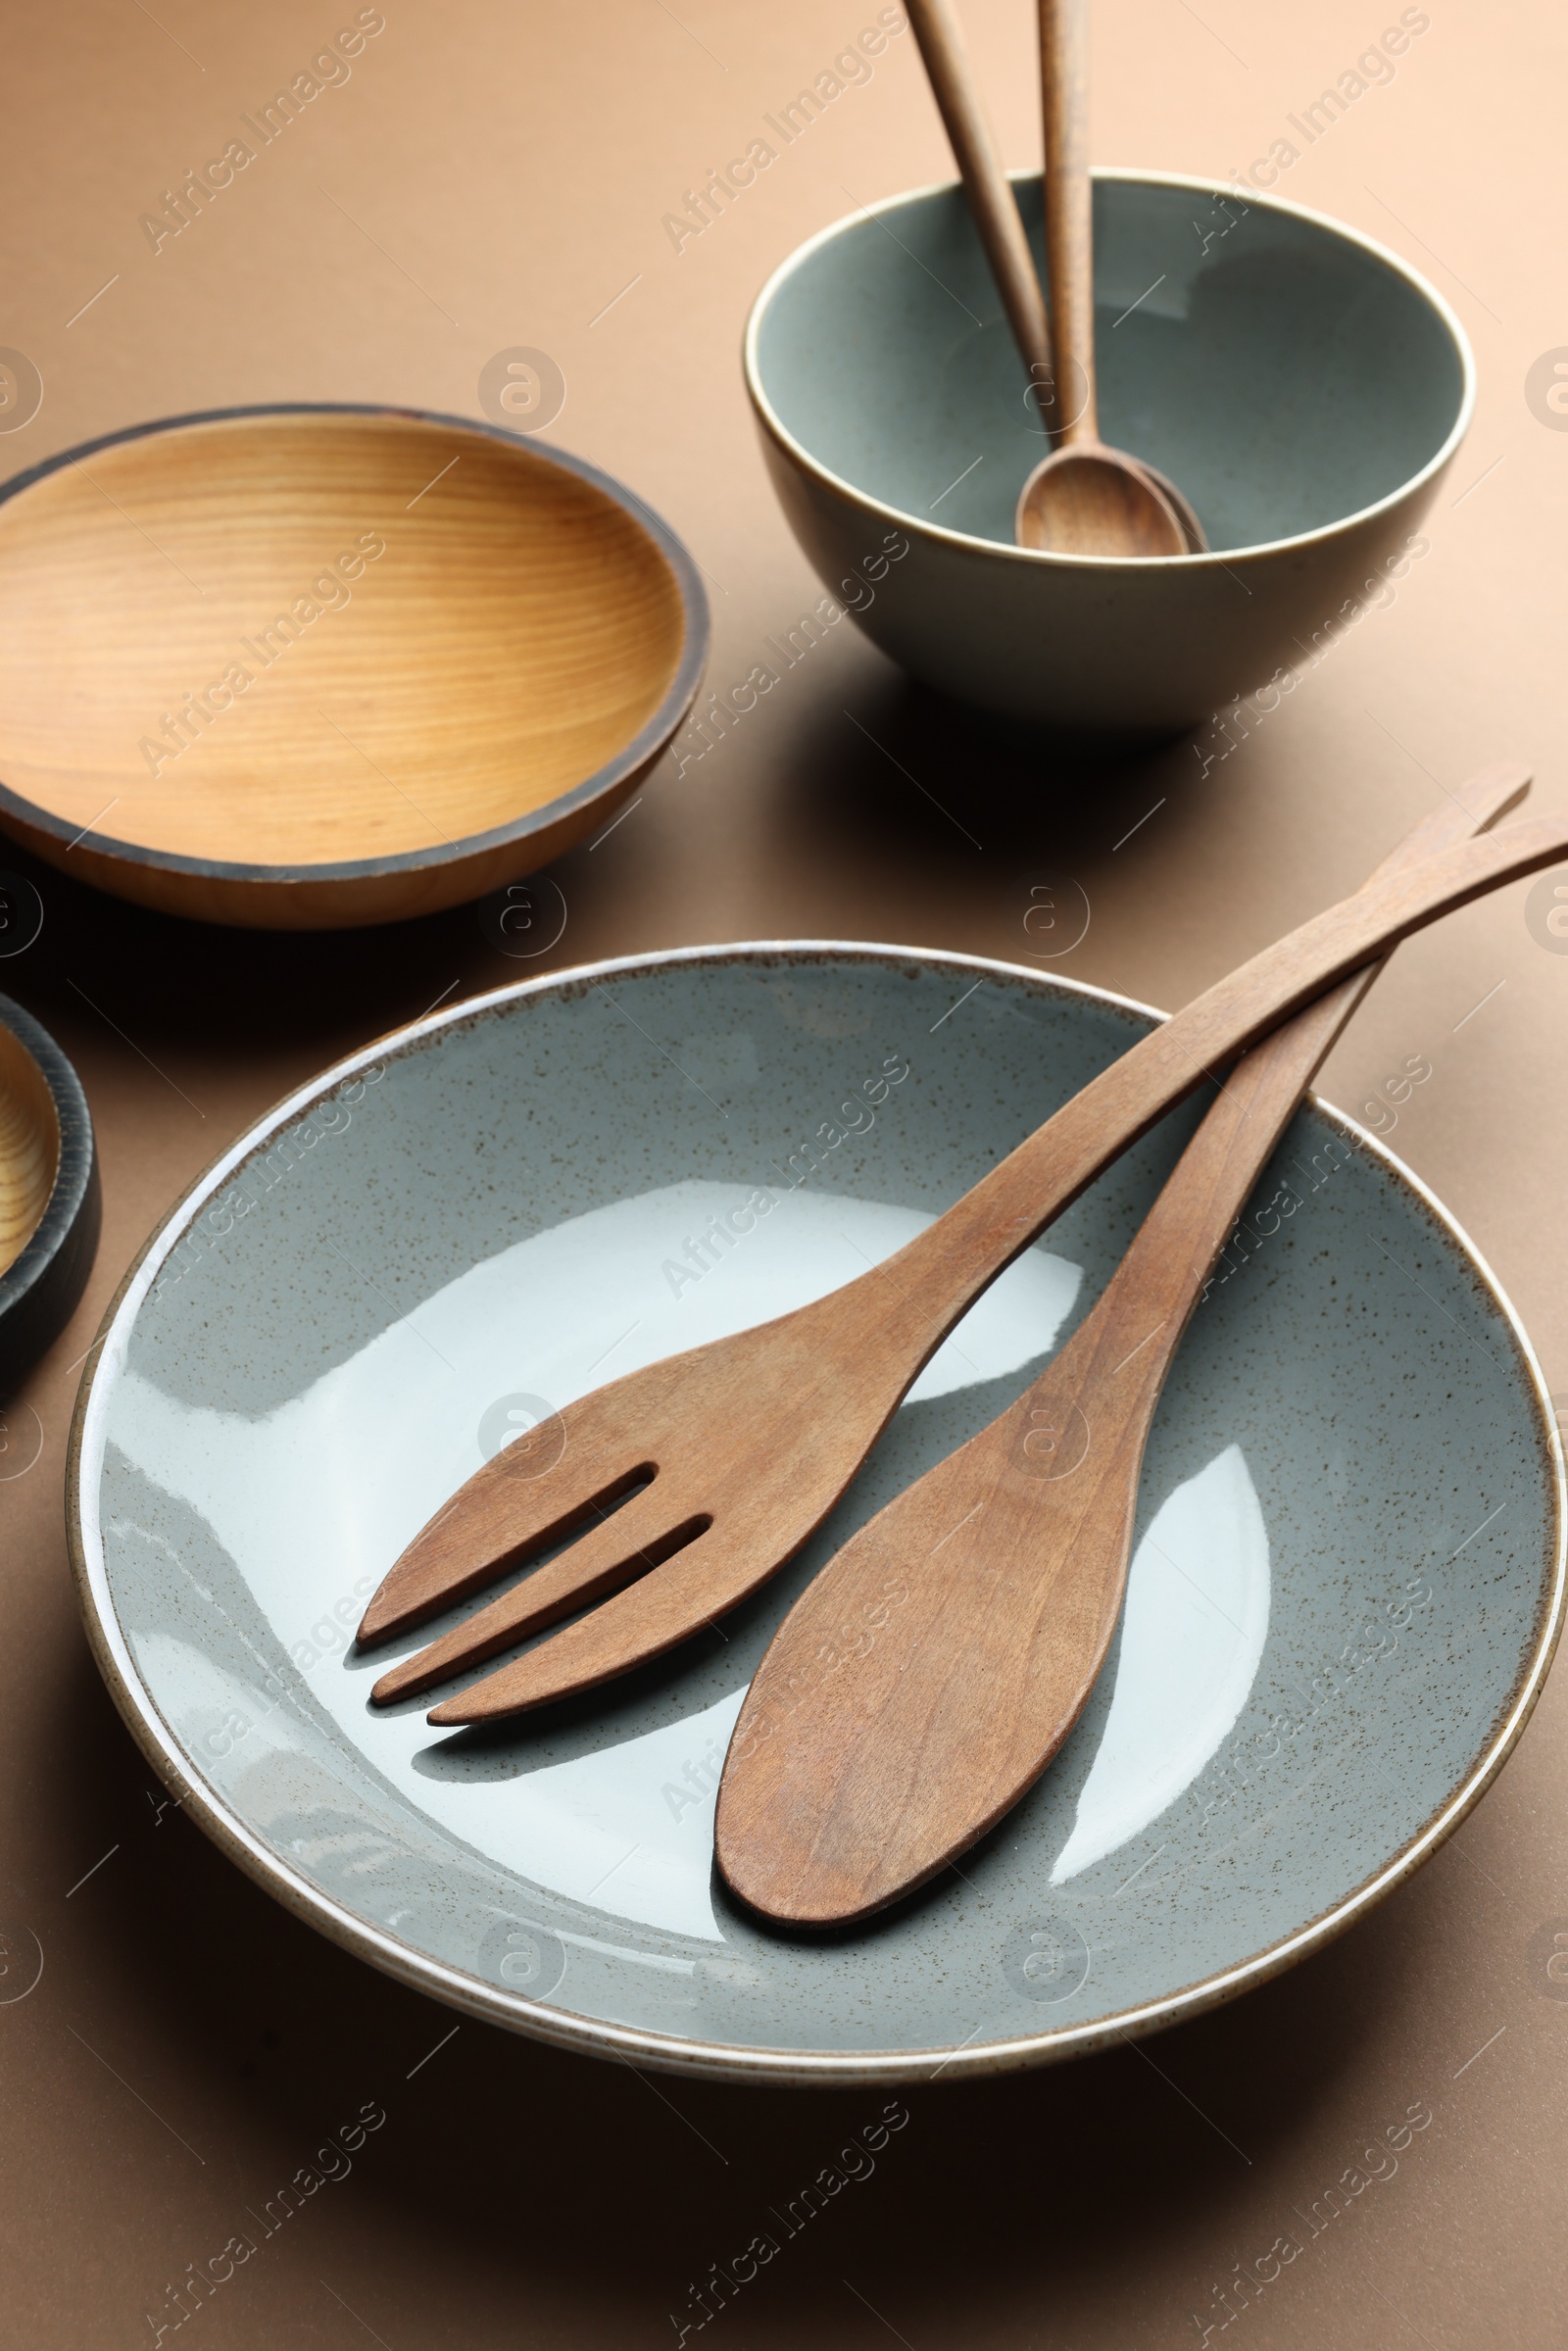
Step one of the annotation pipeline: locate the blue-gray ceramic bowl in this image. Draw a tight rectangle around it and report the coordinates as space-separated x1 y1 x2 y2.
745 172 1474 739
69 946 1561 2082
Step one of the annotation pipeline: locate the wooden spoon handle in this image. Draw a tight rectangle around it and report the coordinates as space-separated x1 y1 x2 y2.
1066 762 1531 1392
906 0 1054 382
854 803 1560 1389
1041 0 1095 443
716 770 1531 1925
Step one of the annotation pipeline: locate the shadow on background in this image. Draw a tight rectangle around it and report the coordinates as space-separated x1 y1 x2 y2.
30 1629 1424 2347
0 662 1212 1103
778 671 1207 883
0 832 532 1081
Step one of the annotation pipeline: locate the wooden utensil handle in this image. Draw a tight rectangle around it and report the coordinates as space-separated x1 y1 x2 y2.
861 788 1549 1375
1041 0 1095 442
713 779 1532 1929
906 0 1053 381
1078 763 1530 1378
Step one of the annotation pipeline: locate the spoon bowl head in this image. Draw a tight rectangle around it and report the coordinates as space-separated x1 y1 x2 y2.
1016 442 1189 558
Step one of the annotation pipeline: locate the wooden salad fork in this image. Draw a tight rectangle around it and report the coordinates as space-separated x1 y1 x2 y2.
360 776 1559 1725
713 768 1530 1925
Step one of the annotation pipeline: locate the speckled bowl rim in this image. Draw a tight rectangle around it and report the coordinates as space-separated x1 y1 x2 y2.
744 169 1477 573
66 943 1565 2085
0 403 710 888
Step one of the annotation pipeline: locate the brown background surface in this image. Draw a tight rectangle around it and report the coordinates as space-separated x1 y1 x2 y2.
3 0 1567 2341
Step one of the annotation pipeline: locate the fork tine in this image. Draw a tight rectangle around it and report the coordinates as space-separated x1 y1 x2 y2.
426 1532 755 1723
356 1422 653 1648
368 1487 712 1703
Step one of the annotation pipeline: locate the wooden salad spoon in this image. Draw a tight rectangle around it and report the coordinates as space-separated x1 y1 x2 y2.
906 0 1204 551
1016 0 1191 556
359 784 1563 1725
714 766 1530 1925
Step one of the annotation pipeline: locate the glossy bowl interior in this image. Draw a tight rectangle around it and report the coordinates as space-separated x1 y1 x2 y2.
70 946 1562 2083
745 174 1472 733
0 407 707 927
753 172 1467 557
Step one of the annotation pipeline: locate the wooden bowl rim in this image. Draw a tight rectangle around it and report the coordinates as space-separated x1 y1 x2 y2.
0 989 97 1366
0 402 710 887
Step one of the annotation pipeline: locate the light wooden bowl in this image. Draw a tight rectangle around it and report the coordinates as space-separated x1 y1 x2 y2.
0 993 98 1388
0 406 709 928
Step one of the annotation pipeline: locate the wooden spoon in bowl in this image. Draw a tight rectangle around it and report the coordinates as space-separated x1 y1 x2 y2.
1018 0 1191 555
906 0 1202 553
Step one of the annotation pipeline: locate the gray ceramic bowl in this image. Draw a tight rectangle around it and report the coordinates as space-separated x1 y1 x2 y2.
746 172 1473 737
69 947 1562 2083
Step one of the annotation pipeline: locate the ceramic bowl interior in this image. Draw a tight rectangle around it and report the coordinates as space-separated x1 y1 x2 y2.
752 174 1468 557
0 407 706 925
73 948 1561 2082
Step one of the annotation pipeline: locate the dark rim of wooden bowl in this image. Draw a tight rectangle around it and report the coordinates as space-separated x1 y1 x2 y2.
0 402 710 890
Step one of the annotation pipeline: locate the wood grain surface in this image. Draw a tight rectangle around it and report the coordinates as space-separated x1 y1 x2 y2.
0 1020 58 1278
906 0 1054 380
0 411 696 924
1040 0 1096 436
1 0 1566 2346
715 767 1528 1924
906 0 1206 546
1017 0 1189 554
363 803 1566 1722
